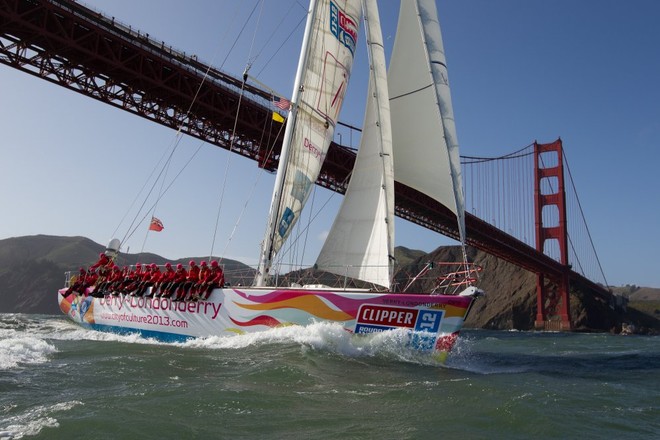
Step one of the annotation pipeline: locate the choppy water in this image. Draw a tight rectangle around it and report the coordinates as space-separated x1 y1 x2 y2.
0 314 658 439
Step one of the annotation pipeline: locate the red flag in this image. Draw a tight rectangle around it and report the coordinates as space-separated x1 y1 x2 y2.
149 217 164 232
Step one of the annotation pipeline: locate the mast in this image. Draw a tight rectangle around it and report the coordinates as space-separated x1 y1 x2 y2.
255 0 319 286
416 0 466 247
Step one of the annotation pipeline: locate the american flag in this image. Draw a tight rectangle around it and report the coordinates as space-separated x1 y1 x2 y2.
272 96 291 111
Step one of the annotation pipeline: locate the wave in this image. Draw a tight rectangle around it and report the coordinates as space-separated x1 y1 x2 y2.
177 322 446 366
0 401 83 439
0 314 453 367
0 336 57 371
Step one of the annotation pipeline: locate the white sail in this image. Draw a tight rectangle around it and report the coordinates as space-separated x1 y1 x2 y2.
315 0 393 288
257 0 362 284
388 0 467 244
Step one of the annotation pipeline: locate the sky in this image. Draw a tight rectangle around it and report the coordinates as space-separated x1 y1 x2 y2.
1 0 659 287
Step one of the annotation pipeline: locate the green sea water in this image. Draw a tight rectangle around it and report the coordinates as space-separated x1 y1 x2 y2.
1 314 658 439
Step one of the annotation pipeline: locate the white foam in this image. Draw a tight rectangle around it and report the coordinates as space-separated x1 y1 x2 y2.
178 322 444 366
0 401 83 439
0 336 57 371
42 320 166 346
179 321 354 350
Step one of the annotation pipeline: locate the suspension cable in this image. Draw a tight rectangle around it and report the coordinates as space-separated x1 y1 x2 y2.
562 147 609 286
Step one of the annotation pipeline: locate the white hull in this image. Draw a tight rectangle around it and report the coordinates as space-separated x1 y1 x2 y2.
58 286 476 354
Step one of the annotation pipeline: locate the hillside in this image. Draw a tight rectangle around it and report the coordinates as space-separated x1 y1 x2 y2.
0 235 658 333
0 235 251 314
609 285 660 301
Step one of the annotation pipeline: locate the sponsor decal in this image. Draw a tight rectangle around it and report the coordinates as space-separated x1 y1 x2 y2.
329 1 358 55
291 170 313 203
355 304 444 335
278 207 295 238
303 137 324 161
98 295 223 320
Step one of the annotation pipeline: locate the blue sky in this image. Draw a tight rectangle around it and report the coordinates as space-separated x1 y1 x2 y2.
1 1 659 287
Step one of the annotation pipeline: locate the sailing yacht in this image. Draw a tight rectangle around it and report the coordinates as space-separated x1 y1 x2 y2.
58 0 483 359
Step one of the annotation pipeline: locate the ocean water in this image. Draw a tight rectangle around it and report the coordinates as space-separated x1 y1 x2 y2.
0 314 658 440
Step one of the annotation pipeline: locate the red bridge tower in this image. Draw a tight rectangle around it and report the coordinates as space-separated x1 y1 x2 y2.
534 139 571 330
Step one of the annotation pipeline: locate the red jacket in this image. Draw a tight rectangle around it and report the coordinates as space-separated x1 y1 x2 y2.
198 266 211 283
210 266 225 286
150 269 162 283
173 268 187 283
90 254 110 271
187 265 200 282
161 268 175 283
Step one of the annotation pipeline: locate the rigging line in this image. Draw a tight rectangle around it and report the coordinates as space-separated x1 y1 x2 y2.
244 0 266 69
209 85 254 258
208 85 245 259
218 112 287 264
102 3 253 260
274 166 353 268
255 13 308 79
123 142 206 245
120 66 213 248
140 131 179 256
120 132 185 247
110 131 183 239
218 0 262 70
123 1 248 251
210 1 269 260
250 0 300 67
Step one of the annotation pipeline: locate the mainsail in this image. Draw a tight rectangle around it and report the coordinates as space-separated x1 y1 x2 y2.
388 0 467 245
315 0 394 289
257 0 362 285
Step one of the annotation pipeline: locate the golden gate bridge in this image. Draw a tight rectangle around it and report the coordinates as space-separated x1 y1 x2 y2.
0 0 614 330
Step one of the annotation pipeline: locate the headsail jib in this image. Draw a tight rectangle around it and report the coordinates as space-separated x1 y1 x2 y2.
315 0 394 289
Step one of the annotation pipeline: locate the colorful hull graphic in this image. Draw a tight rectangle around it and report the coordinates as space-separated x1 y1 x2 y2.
58 287 475 354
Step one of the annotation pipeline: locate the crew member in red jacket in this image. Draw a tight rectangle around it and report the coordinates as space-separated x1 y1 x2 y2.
145 264 162 297
90 253 109 272
155 263 175 298
121 263 143 295
192 261 211 300
94 264 120 297
66 268 88 297
105 266 125 295
171 263 189 301
177 260 199 301
133 264 155 296
200 260 225 300
83 270 98 296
